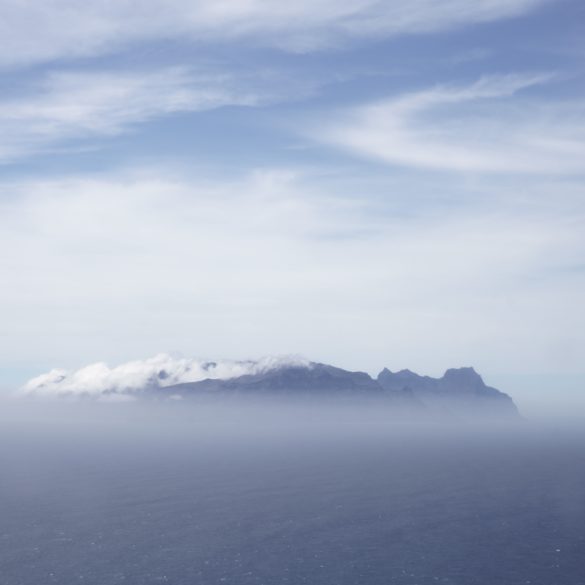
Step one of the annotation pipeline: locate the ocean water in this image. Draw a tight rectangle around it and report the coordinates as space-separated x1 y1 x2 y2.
0 403 584 585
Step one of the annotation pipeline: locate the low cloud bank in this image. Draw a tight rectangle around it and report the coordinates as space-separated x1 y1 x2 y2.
21 354 311 398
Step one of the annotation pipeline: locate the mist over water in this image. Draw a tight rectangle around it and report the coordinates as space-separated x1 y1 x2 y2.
1 400 584 585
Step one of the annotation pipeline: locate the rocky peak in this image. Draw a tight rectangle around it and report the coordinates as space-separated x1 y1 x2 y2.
440 367 485 393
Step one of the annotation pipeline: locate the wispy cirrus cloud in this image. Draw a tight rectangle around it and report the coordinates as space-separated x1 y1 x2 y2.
311 74 585 175
0 67 262 161
0 0 549 67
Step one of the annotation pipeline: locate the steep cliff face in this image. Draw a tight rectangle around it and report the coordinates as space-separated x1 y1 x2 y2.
377 366 518 418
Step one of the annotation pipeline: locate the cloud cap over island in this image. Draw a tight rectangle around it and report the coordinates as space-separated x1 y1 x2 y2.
20 354 519 419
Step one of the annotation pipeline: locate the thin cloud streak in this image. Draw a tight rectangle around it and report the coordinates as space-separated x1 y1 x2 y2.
312 74 585 175
0 67 262 161
0 0 549 67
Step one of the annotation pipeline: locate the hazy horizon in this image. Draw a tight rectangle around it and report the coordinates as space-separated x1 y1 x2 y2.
2 398 585 584
2 351 582 420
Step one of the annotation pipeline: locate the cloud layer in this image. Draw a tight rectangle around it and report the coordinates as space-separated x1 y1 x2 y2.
1 0 548 66
2 168 584 379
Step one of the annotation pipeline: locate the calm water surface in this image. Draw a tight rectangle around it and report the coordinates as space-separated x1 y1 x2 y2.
0 405 584 585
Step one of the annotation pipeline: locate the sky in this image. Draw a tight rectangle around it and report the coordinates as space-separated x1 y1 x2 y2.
1 0 584 415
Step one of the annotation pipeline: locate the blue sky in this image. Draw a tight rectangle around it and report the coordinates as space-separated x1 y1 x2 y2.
1 0 584 414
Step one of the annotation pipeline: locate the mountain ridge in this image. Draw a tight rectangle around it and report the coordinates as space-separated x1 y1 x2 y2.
21 355 520 418
158 361 519 418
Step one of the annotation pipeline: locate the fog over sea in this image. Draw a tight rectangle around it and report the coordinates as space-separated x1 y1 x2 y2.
1 401 584 585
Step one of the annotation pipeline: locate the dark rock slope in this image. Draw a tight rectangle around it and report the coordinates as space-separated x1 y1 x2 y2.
158 362 519 418
377 366 518 417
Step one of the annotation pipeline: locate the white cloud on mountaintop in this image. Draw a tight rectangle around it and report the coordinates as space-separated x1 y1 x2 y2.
0 0 548 67
22 354 312 398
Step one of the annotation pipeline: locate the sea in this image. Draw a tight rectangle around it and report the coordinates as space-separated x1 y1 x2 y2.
0 401 584 585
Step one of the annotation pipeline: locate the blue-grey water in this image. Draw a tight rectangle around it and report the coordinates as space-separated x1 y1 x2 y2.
1 403 584 585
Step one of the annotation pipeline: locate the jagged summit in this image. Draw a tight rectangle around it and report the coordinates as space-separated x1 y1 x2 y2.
442 366 483 385
377 365 517 417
